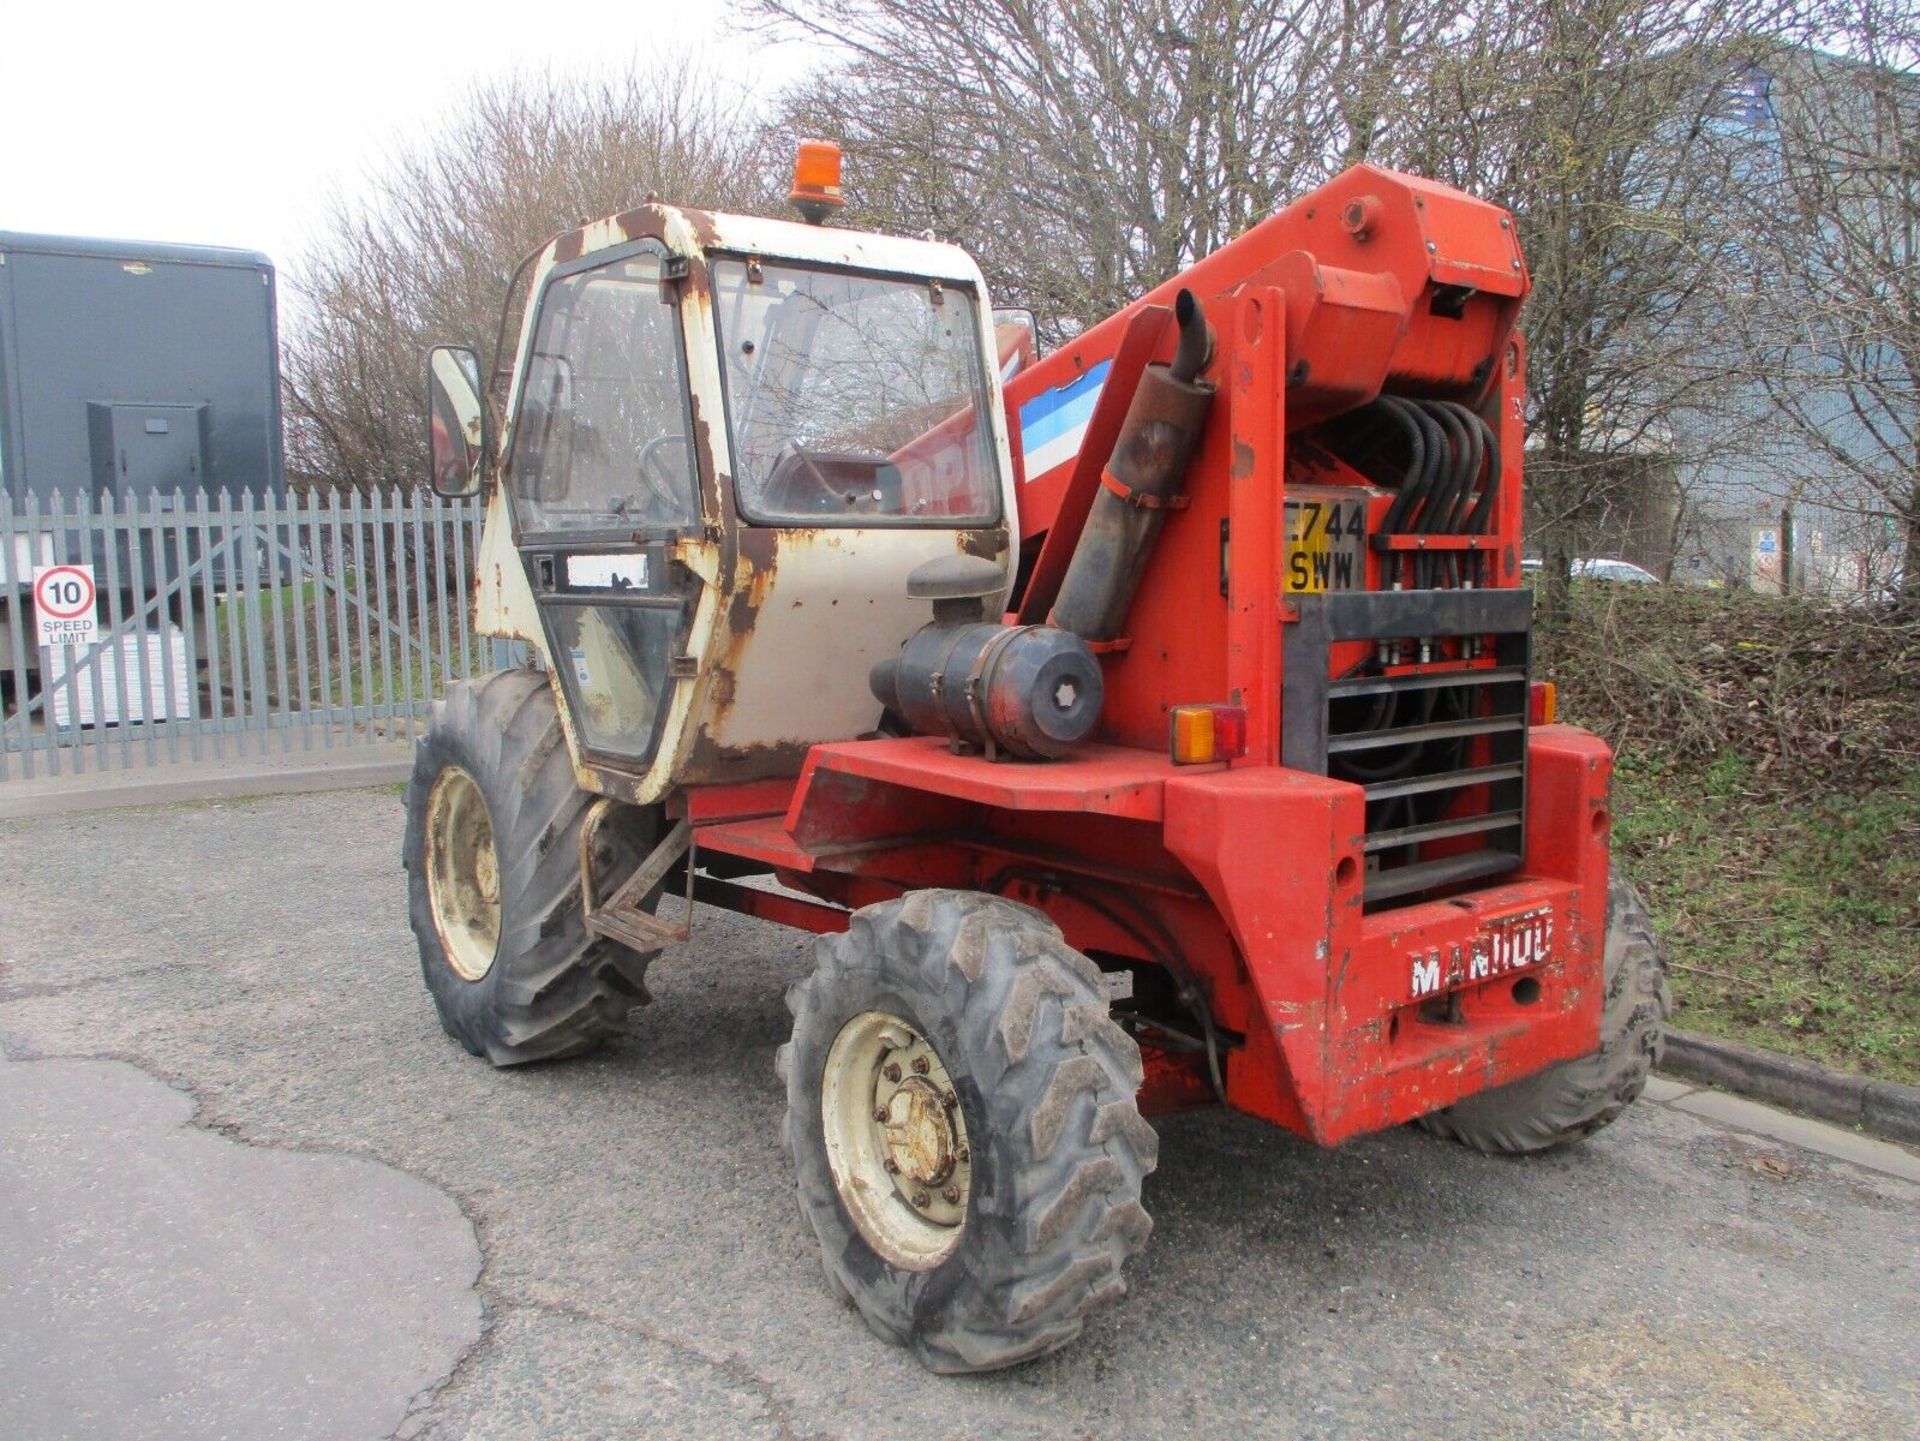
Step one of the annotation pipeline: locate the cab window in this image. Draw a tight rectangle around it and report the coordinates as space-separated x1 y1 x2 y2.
509 251 698 533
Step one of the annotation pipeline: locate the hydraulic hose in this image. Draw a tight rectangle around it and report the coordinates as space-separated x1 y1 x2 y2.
1461 408 1501 534
1434 402 1485 535
1403 401 1449 556
1420 403 1474 588
1377 396 1432 537
1357 396 1506 587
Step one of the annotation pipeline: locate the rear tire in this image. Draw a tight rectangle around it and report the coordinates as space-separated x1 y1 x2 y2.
777 890 1157 1373
1420 871 1671 1153
402 669 658 1065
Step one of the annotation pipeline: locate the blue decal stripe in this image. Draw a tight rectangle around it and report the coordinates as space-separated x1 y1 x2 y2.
1017 361 1111 454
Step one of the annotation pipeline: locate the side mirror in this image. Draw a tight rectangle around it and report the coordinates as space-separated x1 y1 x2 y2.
992 307 1040 373
425 345 488 498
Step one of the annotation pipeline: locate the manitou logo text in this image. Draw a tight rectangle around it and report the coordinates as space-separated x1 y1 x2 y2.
1408 909 1556 999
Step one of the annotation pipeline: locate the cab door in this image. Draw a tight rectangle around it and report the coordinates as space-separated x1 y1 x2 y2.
681 254 1014 781
505 243 704 768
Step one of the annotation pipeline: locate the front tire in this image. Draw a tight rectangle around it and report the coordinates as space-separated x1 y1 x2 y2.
402 669 657 1065
777 890 1157 1373
1420 871 1671 1153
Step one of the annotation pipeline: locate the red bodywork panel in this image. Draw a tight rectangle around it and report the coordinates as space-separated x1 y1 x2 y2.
687 728 1609 1145
680 165 1613 1148
1005 163 1528 756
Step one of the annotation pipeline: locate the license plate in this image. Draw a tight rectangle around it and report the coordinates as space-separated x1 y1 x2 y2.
1284 494 1366 593
1408 907 1556 999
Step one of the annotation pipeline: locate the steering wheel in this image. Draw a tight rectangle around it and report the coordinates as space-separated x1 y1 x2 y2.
634 433 690 513
761 441 843 515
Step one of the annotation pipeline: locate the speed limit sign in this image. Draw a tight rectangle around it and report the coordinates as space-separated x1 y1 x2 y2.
33 564 98 647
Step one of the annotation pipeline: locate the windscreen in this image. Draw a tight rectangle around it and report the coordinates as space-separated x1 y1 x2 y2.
711 259 1000 525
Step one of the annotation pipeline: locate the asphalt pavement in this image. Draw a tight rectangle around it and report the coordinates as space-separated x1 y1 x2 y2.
0 788 1915 1440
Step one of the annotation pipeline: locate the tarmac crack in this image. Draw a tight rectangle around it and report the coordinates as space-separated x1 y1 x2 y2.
0 1046 485 1441
454 1290 831 1441
388 1297 508 1441
0 963 184 1003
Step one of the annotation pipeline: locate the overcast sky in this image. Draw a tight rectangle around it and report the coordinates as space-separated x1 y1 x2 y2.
0 0 818 278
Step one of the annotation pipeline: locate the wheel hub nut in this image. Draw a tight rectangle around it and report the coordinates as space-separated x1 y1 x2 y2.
876 1076 961 1186
828 1012 972 1259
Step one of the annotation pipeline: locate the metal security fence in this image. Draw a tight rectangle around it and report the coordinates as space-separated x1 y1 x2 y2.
0 488 509 780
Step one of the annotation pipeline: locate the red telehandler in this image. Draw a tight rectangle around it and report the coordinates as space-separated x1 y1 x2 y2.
407 142 1670 1372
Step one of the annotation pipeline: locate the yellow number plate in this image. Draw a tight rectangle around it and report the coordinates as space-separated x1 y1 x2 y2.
1284 495 1367 593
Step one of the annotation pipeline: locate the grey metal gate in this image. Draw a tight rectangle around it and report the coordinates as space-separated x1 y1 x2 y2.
0 488 507 779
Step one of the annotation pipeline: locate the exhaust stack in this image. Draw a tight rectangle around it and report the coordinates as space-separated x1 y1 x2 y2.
1049 290 1216 642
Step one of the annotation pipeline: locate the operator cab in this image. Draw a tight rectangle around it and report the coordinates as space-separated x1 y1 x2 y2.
426 147 1020 805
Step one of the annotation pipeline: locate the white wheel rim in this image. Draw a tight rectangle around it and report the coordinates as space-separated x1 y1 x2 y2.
820 1010 972 1270
425 766 502 982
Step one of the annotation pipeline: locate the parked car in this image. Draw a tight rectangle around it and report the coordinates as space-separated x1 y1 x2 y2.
1520 557 1661 584
1574 557 1659 584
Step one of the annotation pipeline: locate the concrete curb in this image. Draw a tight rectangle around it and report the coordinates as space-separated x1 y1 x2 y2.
1659 1028 1920 1147
0 751 413 820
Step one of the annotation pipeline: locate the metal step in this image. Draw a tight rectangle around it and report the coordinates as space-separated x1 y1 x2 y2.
587 903 685 953
583 813 692 952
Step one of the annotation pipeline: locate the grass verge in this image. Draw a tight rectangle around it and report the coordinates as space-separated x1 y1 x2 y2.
1545 586 1920 1084
1614 752 1920 1084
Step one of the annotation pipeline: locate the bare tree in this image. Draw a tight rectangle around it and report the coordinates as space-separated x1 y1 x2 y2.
756 0 1463 341
760 0 1801 610
1738 2 1920 605
284 65 777 493
1386 0 1802 610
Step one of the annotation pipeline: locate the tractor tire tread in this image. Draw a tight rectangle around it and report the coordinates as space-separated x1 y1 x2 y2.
781 888 1156 1375
402 669 659 1067
1419 871 1671 1154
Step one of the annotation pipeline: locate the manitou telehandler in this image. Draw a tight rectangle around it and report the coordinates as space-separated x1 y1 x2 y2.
408 141 1669 1373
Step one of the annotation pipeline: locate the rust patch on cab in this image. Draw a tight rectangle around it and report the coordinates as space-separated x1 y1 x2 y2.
957 526 1010 561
